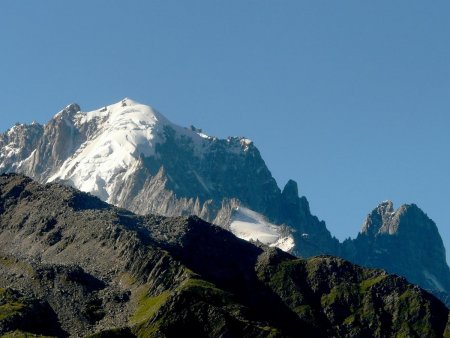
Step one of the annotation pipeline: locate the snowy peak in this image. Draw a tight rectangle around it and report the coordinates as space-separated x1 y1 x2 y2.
74 98 169 158
74 98 169 129
47 99 191 201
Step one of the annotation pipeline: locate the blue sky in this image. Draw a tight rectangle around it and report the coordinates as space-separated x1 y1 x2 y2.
1 1 449 260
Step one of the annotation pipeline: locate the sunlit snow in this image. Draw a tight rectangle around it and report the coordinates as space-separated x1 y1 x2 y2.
230 206 294 252
48 98 206 201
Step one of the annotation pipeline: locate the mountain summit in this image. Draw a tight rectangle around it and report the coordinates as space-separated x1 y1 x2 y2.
342 201 450 293
46 98 206 201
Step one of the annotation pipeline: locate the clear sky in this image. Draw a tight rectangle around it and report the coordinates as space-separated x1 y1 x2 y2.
1 1 449 261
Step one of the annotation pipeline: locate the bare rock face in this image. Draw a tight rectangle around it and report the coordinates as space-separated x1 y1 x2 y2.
341 201 450 303
0 174 448 337
0 122 44 173
280 180 340 258
20 103 84 180
361 200 397 235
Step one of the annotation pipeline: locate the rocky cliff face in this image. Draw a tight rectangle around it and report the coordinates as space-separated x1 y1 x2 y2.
0 99 449 308
341 201 450 300
0 174 448 337
0 122 44 173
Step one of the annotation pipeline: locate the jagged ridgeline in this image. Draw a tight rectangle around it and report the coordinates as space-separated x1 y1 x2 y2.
0 174 448 337
0 99 449 308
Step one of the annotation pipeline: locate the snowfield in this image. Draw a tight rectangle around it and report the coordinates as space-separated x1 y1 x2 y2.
48 98 206 201
230 206 294 252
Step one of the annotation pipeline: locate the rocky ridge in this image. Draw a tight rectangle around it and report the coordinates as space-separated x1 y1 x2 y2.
0 174 448 337
341 201 450 295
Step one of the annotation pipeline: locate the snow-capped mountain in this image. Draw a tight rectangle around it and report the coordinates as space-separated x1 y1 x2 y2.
46 99 205 202
0 99 305 252
1 98 449 305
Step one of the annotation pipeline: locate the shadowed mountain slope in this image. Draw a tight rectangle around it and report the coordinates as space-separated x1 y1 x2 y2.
0 174 448 337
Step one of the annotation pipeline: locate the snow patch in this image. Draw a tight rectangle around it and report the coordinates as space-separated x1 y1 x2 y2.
230 207 294 252
197 132 211 139
240 138 252 151
270 236 295 252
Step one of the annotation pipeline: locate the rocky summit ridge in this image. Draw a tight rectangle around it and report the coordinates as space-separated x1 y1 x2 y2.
0 174 448 337
341 201 450 300
0 99 449 308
